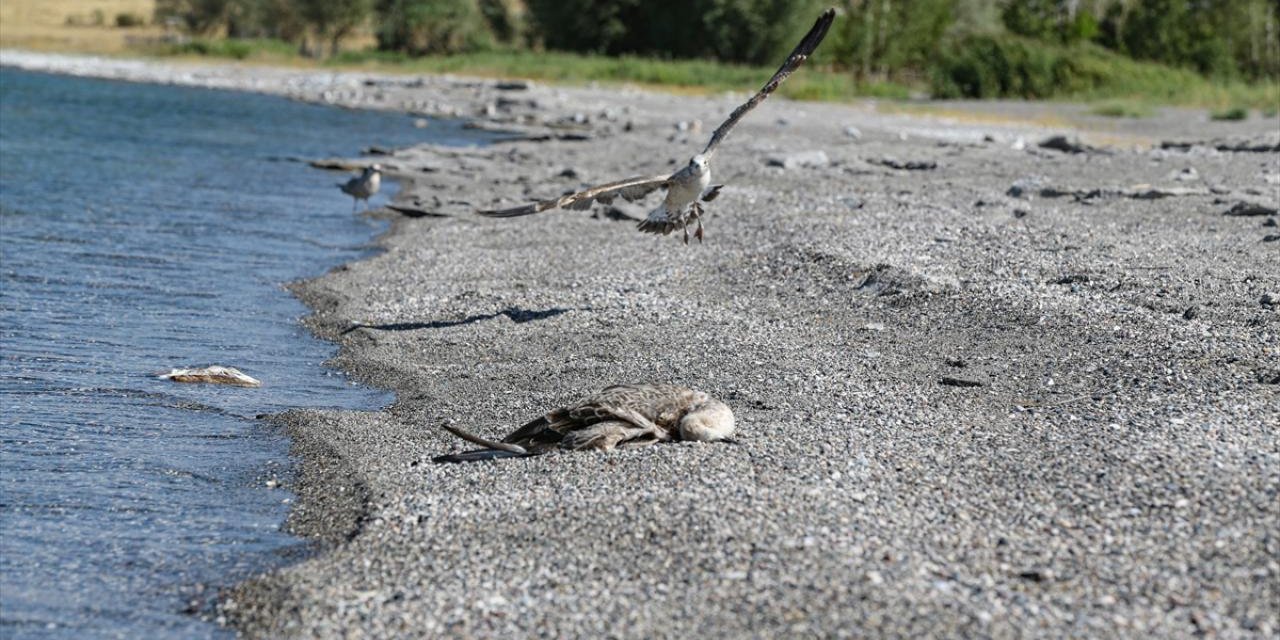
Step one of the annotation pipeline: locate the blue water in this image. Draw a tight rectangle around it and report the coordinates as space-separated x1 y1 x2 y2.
0 68 491 638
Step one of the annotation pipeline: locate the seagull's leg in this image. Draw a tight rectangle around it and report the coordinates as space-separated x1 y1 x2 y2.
692 203 705 243
683 225 690 245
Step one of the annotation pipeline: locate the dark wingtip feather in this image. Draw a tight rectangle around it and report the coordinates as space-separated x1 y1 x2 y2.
478 204 542 218
432 449 533 464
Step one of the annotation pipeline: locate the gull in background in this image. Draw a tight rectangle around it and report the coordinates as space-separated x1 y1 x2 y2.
434 384 736 463
338 164 381 212
477 8 836 244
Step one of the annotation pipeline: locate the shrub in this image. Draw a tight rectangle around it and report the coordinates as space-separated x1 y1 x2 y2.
1210 106 1248 121
375 0 494 55
115 12 148 28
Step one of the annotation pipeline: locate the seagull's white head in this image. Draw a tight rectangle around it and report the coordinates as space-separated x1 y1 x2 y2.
367 164 383 174
688 154 708 174
677 397 736 442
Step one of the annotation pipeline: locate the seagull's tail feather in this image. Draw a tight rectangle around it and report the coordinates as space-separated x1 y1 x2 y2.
637 205 682 235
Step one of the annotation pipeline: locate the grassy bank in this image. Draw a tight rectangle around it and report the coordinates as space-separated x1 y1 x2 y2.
4 13 1274 112
148 38 1280 112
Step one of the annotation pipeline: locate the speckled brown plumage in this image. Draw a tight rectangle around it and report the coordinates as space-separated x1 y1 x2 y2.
434 384 735 463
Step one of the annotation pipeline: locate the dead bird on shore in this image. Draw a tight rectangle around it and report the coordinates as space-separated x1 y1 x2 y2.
477 8 836 244
433 384 736 463
338 164 381 212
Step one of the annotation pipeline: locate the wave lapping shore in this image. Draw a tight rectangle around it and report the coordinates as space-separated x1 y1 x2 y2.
7 51 1278 638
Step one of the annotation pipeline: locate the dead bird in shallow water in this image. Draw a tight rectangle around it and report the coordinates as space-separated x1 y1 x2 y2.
338 164 381 212
157 365 260 387
434 384 735 463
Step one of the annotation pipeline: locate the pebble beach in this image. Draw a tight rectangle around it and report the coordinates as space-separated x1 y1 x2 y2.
4 50 1277 638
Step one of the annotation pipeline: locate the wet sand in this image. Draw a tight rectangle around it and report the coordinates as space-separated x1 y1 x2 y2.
5 51 1278 637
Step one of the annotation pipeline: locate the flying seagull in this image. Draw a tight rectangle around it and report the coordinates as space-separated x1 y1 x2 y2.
338 164 381 212
433 384 736 463
477 8 836 244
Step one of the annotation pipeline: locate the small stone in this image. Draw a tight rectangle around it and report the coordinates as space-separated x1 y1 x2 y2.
766 150 829 170
1224 201 1278 217
494 80 533 90
1261 293 1279 306
1039 135 1094 154
1182 306 1198 320
874 157 937 171
843 126 862 140
412 118 429 128
939 376 983 388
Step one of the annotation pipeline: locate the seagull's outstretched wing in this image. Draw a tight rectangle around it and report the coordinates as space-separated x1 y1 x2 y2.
700 8 836 160
479 174 672 218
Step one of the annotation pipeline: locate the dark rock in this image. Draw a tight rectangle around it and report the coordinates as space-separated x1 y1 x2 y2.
1263 234 1280 242
1182 306 1198 320
1050 274 1090 285
939 376 983 388
1039 135 1097 154
1224 202 1279 217
1017 569 1049 582
1013 209 1029 219
493 80 533 91
874 158 937 171
591 206 638 222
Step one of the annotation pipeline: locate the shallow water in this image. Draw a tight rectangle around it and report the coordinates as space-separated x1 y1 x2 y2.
0 68 492 638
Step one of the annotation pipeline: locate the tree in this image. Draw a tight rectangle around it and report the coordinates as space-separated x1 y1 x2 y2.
375 0 494 55
294 0 372 57
155 0 234 34
829 0 954 81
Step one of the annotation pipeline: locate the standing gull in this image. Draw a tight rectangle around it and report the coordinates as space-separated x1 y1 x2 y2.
434 384 736 463
477 8 836 244
338 164 382 212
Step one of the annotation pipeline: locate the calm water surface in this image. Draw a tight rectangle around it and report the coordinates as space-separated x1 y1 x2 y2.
0 68 490 638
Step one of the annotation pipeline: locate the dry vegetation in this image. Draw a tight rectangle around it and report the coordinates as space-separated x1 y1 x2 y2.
0 0 159 52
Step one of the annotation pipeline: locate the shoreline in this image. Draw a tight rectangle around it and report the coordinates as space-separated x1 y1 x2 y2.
8 51 1278 637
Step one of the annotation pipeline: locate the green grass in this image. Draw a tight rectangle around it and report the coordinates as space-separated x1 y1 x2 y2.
135 37 1277 110
932 32 1279 110
1089 100 1153 118
1209 106 1249 121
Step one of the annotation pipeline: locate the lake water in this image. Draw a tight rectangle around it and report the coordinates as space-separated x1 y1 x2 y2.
0 68 490 638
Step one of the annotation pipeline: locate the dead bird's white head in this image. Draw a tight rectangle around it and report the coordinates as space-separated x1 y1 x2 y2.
677 394 736 442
